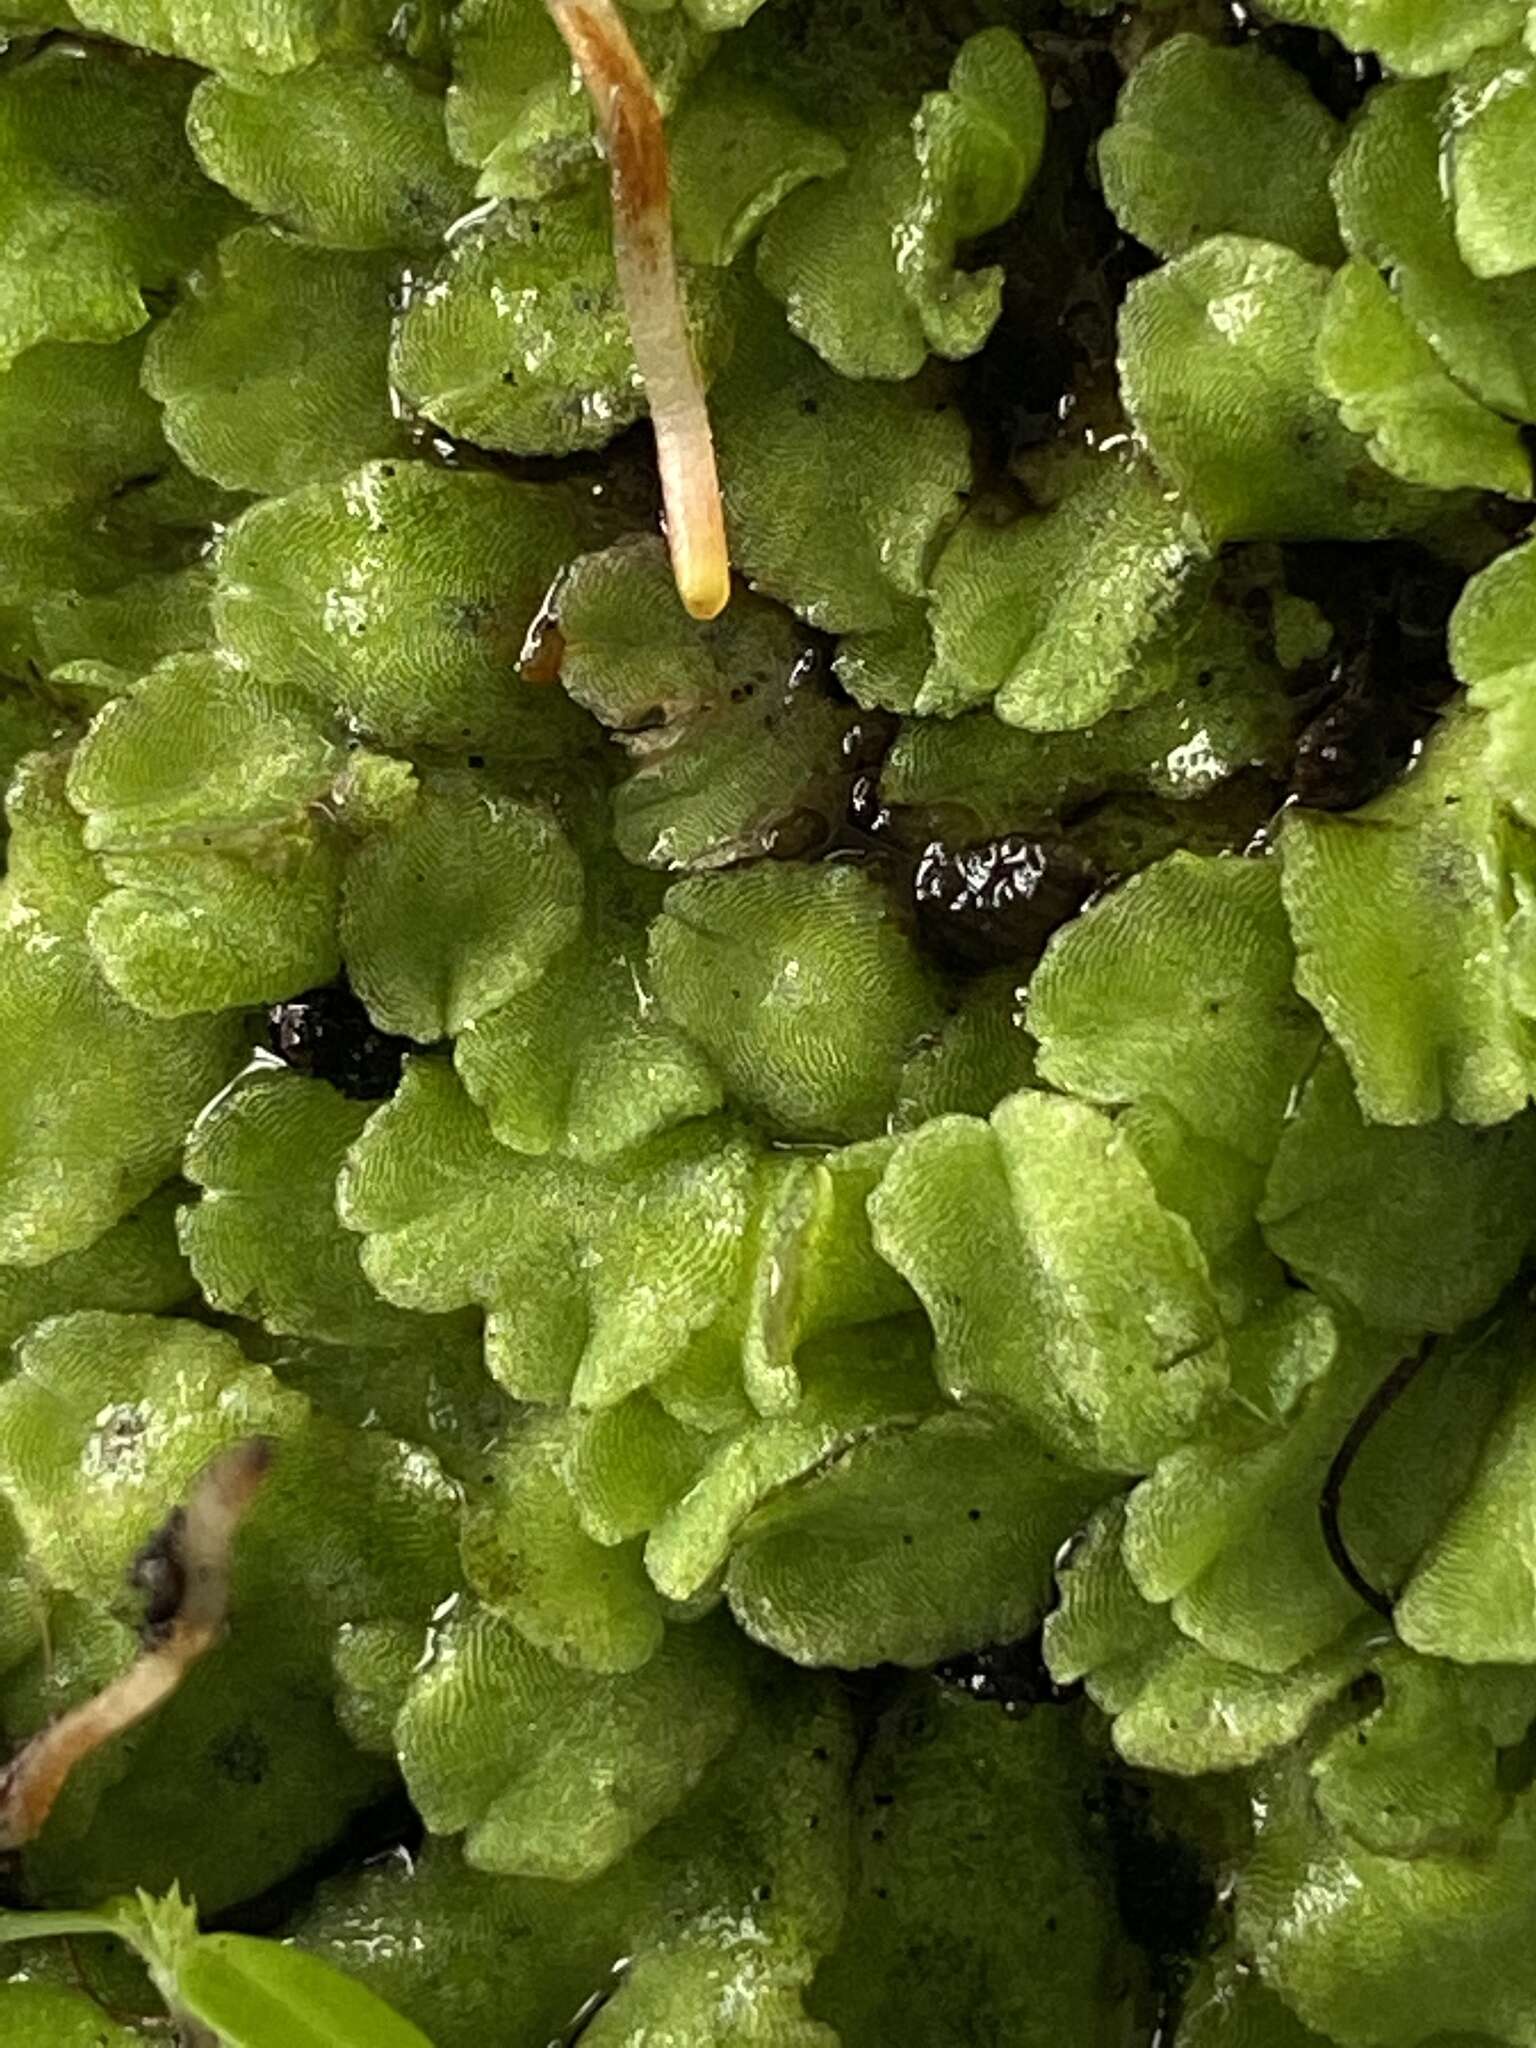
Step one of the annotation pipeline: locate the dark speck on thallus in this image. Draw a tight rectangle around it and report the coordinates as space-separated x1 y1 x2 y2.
266 981 411 1101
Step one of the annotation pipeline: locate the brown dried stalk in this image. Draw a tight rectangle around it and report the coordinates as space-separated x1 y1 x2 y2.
0 1437 275 1850
546 0 730 621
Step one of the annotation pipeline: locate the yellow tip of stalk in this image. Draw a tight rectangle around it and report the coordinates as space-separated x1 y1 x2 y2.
683 567 731 622
546 0 731 623
670 481 730 620
660 409 730 618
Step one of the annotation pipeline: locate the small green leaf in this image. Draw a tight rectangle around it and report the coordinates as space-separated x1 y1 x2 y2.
1239 1746 1536 2048
0 898 245 1264
872 1091 1227 1472
671 52 846 267
1446 39 1536 278
0 333 169 514
1280 705 1535 1127
174 1932 434 2048
0 47 239 366
1030 853 1321 1164
0 497 197 683
0 1182 191 1353
66 655 351 1014
1340 1311 1528 1613
340 772 583 1041
1121 235 1421 545
68 653 340 849
758 113 928 375
884 584 1303 823
739 1144 916 1414
1121 1306 1399 1674
1259 1046 1536 1332
1309 1648 1536 1858
144 226 408 496
188 57 473 251
1044 1496 1375 1775
340 1058 758 1406
180 1070 421 1347
921 461 1212 725
1100 33 1344 265
0 691 66 829
757 29 1045 378
1333 77 1536 421
649 863 943 1142
213 461 590 753
1317 257 1532 495
396 1603 746 1879
88 827 343 1019
726 1409 1109 1668
1451 533 1536 825
560 1395 706 1548
557 535 862 872
1396 1308 1536 1662
454 847 722 1161
711 293 970 633
646 1318 938 1603
462 1419 664 1673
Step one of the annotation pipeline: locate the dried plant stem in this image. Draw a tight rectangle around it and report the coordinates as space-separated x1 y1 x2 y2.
0 1438 275 1850
546 0 730 621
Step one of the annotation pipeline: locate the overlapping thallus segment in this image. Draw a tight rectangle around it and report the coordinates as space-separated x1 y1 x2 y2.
1 0 1535 2041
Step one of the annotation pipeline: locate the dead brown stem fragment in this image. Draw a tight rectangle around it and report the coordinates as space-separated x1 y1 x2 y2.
545 0 730 621
0 1437 275 1850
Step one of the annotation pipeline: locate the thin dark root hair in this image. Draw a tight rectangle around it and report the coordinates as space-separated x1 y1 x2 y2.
1318 1336 1438 1619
